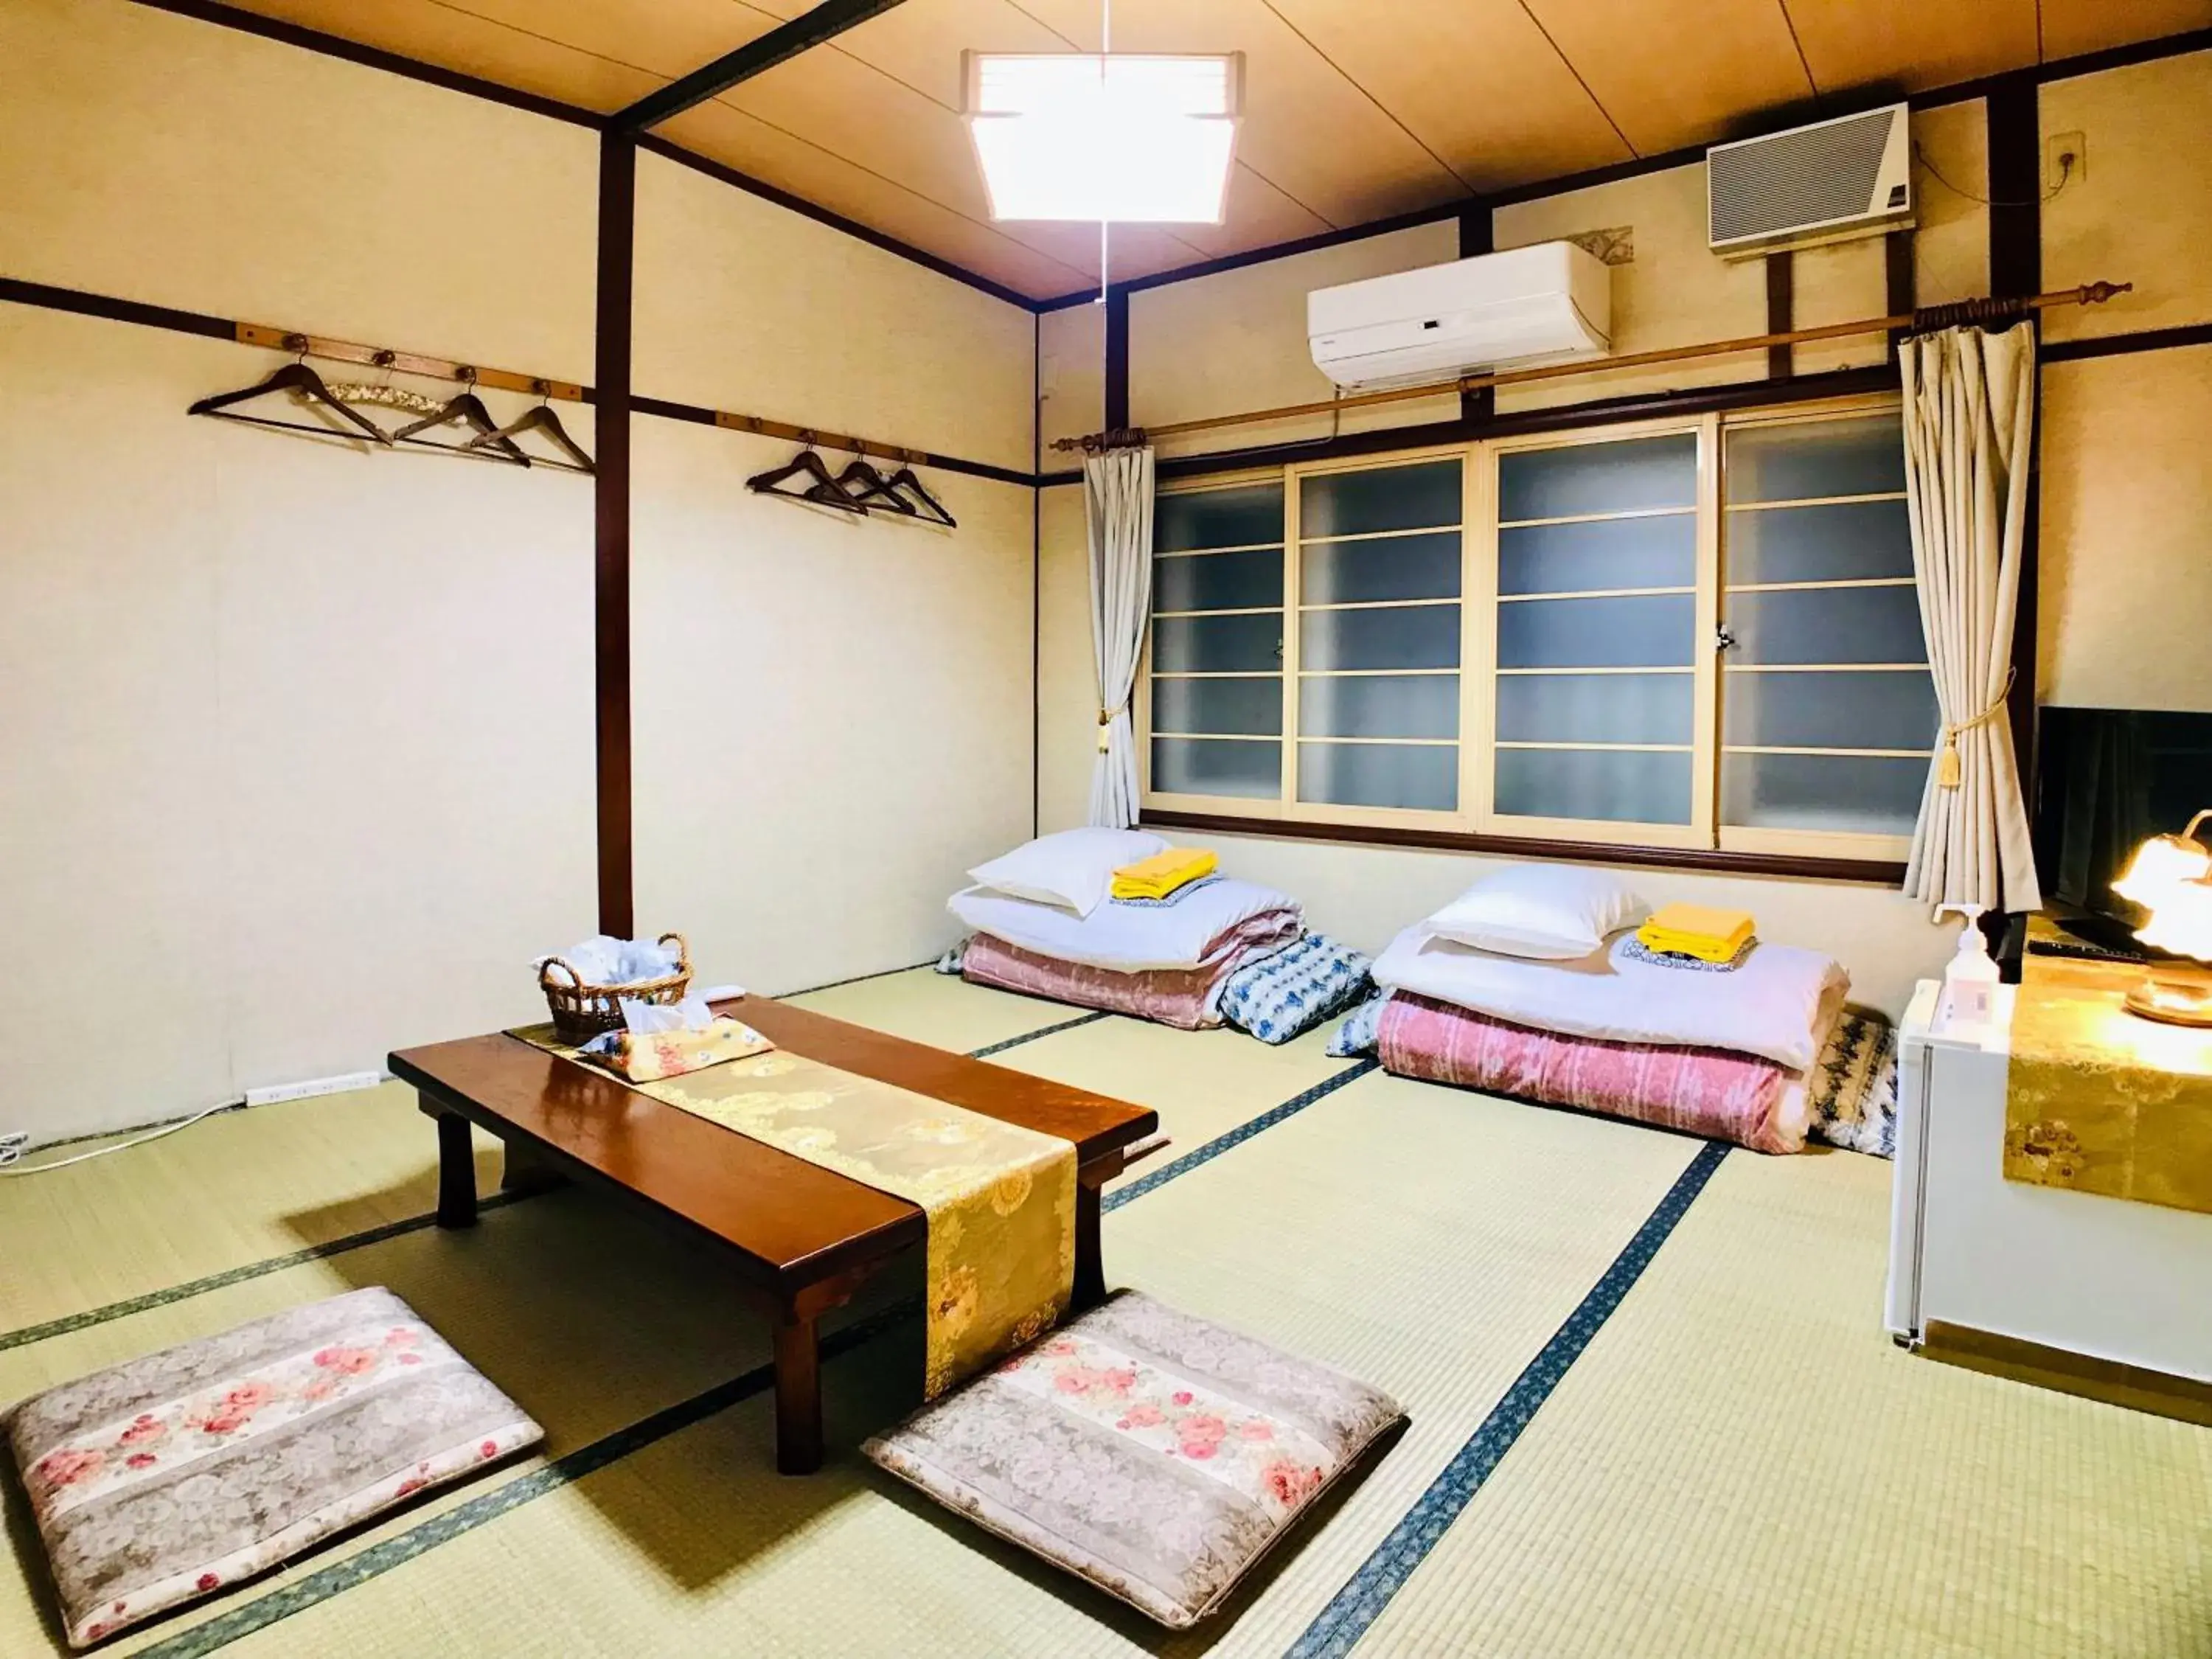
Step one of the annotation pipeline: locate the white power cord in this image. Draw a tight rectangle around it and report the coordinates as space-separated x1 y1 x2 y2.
0 1100 240 1176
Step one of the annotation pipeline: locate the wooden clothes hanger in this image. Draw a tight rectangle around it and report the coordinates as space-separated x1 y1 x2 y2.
187 344 394 446
460 381 594 473
391 369 531 467
834 456 919 517
747 444 866 512
884 466 956 527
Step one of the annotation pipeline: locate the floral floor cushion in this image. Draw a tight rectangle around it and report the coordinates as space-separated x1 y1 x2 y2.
863 1290 1405 1629
5 1286 542 1648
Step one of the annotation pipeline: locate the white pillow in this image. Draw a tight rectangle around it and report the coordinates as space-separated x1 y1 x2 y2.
967 827 1169 919
1419 864 1649 961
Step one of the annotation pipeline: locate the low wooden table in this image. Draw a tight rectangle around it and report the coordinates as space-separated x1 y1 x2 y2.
388 995 1160 1474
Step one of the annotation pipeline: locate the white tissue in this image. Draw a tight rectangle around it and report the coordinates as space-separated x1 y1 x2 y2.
535 934 683 986
619 994 716 1034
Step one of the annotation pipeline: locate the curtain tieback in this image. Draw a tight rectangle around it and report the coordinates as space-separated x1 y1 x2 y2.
1096 706 1121 754
1937 669 2015 788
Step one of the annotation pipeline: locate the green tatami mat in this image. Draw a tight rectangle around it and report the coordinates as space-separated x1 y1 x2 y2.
1352 1147 2212 1658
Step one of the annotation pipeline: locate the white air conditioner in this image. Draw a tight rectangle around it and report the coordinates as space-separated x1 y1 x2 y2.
1307 242 1610 392
1708 103 1912 258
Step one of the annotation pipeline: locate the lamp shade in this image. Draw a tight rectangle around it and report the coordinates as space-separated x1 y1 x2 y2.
963 52 1243 223
2112 832 2212 909
2135 874 2212 962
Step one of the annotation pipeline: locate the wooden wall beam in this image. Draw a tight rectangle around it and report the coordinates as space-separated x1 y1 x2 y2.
1988 77 2042 782
613 0 913 132
594 131 636 939
1764 251 1794 379
1459 204 1496 423
1104 288 1130 432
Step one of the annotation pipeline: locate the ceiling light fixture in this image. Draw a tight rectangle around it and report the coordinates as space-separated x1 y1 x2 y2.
961 49 1244 226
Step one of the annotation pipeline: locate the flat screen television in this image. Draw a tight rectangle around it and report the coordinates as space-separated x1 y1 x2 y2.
2032 706 2212 956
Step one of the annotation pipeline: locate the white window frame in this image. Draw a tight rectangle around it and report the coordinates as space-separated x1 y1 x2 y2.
1138 392 1921 866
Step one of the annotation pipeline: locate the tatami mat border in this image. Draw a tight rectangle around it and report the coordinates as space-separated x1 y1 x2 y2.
134 1300 922 1659
1287 1140 1733 1659
969 1009 1112 1057
0 991 1081 1356
1104 1058 1379 1213
0 1190 538 1355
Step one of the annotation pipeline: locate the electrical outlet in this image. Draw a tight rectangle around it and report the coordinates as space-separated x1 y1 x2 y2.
2047 131 2087 190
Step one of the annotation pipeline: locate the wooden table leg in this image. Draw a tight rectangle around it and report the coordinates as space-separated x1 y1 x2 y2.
434 1110 476 1229
773 1314 824 1475
1072 1176 1106 1310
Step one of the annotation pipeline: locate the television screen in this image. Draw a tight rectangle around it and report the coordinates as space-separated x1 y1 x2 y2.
2032 706 2212 954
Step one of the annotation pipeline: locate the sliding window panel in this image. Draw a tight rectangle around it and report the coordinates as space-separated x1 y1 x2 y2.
1152 736 1282 800
1147 479 1287 807
1722 751 1928 838
1298 742 1458 812
1718 403 1933 855
1487 424 1710 841
1290 456 1467 818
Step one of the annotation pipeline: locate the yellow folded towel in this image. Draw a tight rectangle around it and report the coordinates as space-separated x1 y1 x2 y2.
582 1018 775 1083
1638 902 1756 964
1111 847 1218 901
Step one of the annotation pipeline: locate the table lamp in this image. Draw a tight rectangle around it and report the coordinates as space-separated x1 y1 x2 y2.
2111 809 2212 1025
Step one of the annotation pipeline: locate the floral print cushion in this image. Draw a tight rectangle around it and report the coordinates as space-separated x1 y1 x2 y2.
6 1286 541 1648
863 1290 1405 1629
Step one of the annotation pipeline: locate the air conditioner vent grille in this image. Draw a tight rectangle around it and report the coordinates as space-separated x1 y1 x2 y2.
1709 108 1897 244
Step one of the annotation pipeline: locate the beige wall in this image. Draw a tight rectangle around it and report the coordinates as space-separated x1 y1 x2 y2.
2039 344 2212 712
1128 223 1462 458
1 0 1039 1141
2042 49 2212 344
1040 302 1107 457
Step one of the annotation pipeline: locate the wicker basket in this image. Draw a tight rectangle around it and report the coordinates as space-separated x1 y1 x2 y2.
538 933 691 1044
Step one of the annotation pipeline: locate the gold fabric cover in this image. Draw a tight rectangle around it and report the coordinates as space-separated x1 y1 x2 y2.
2003 958 2212 1217
518 1029 1074 1397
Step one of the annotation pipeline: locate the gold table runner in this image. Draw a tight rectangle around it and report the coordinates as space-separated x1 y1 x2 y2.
515 1026 1074 1397
2004 959 2212 1217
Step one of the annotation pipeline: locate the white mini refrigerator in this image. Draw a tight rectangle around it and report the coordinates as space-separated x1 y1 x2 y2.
1888 979 2212 1384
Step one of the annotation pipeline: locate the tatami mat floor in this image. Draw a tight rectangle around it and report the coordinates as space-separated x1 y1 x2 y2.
2 968 2205 1657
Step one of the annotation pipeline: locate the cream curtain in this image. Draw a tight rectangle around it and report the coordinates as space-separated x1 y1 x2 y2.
1901 321 2042 913
1085 445 1157 828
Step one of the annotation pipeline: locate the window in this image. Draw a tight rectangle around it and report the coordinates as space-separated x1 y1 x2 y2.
1141 398 1936 865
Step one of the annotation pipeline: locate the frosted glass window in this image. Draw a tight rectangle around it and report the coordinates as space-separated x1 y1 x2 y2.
1727 585 1927 665
1725 415 1905 503
1154 547 1284 613
1497 594 1695 669
1301 605 1460 671
1498 434 1697 523
1152 612 1281 673
1152 675 1282 737
1496 673 1694 746
1301 531 1462 605
1723 671 1937 752
1300 460 1462 539
1498 515 1696 595
1301 674 1458 740
1722 753 1926 835
1496 748 1692 824
1299 742 1457 811
1156 484 1284 552
1725 498 1913 585
1152 737 1279 799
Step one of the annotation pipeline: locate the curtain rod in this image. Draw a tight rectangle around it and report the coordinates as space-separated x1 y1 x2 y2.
1049 281 2132 454
232 321 930 463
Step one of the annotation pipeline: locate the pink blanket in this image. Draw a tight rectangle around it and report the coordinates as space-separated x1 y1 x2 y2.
963 911 1300 1030
1378 992 1796 1153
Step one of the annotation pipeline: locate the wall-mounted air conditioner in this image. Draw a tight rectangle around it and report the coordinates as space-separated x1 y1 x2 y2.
1708 103 1912 258
1307 242 1610 392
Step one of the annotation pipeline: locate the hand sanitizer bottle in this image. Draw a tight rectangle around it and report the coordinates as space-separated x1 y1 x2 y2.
1935 905 1998 1034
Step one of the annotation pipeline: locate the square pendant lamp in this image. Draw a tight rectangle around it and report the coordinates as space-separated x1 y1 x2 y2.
963 51 1245 223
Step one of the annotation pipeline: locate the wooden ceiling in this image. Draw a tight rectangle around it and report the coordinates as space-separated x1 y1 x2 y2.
216 0 2211 299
